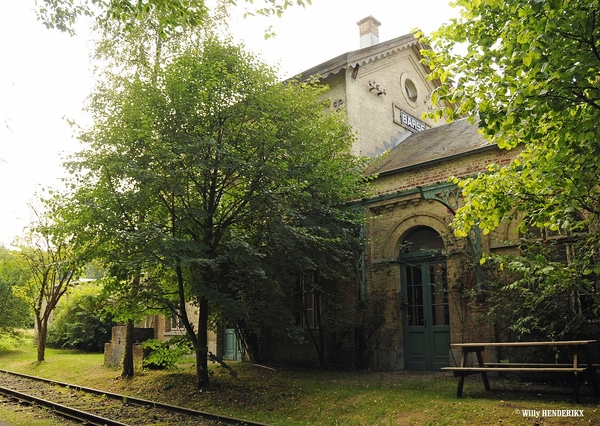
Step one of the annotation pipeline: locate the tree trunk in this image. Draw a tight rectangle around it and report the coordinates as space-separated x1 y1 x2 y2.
36 317 48 363
315 293 325 367
195 296 210 388
121 319 134 378
305 301 325 367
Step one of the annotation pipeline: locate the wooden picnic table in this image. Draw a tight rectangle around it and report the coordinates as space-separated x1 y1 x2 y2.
441 340 600 402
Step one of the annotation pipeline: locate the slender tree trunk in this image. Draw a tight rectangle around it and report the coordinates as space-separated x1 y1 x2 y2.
305 297 325 367
315 293 325 367
195 296 210 388
36 317 48 363
122 319 135 378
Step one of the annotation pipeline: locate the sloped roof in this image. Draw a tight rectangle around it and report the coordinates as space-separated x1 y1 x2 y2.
297 33 424 80
365 118 494 176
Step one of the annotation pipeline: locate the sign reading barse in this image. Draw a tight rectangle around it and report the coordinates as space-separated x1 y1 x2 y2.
393 104 428 132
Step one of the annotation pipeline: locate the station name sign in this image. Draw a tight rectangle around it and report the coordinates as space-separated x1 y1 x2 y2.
393 104 428 132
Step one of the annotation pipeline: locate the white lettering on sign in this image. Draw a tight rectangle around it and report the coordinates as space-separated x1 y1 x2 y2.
400 110 427 132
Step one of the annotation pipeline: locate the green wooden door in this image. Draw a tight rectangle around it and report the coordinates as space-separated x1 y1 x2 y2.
223 327 242 361
402 257 450 370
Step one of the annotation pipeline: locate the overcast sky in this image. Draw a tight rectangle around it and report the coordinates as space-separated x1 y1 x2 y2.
0 0 458 246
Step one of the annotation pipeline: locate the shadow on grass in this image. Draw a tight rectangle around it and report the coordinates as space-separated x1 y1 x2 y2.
452 375 599 404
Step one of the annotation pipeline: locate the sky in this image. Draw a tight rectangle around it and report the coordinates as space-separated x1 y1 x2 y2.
0 0 458 247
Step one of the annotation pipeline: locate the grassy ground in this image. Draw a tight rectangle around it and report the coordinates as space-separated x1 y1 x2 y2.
0 335 598 425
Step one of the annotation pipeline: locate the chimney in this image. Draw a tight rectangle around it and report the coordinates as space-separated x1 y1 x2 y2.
357 16 381 48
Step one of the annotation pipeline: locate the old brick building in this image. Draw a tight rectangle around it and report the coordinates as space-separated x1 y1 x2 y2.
361 119 520 370
295 16 521 370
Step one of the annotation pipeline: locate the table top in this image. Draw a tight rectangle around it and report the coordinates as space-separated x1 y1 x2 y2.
450 340 597 348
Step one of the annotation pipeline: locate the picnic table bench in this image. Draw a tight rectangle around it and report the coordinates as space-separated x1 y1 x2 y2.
441 340 600 402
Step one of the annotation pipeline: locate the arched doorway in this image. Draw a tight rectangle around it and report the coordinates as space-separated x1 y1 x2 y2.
400 226 450 370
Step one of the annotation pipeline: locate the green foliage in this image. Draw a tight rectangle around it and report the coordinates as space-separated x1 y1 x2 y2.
422 0 600 238
421 0 600 339
460 235 598 365
60 33 368 385
13 205 82 362
484 240 596 339
0 247 32 333
47 281 115 352
36 0 208 35
513 239 597 337
142 336 192 370
0 332 29 352
35 0 311 36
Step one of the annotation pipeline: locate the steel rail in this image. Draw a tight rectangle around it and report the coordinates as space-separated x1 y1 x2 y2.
0 385 128 426
0 369 271 426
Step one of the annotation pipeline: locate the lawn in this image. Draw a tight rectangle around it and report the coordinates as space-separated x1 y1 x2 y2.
0 335 598 425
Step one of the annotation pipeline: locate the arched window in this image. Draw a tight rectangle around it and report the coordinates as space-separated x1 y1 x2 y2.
401 226 445 255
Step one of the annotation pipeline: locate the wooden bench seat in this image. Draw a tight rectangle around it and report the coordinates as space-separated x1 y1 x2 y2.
482 363 600 369
483 363 577 368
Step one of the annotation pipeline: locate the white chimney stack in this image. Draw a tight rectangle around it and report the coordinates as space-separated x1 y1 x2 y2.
357 16 381 48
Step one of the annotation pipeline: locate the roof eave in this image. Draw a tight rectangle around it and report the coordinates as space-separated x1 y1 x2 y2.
295 32 422 81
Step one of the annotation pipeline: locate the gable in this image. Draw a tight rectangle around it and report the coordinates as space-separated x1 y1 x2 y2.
298 30 447 157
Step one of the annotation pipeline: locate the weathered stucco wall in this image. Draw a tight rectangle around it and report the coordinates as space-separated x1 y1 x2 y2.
103 326 154 368
346 49 438 158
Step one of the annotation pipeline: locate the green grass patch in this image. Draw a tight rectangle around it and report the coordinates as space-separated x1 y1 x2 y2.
0 330 30 352
0 338 598 425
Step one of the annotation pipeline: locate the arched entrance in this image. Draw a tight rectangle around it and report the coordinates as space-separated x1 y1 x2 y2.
400 226 450 370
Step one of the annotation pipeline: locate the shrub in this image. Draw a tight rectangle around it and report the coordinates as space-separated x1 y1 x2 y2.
47 281 116 352
0 246 33 333
0 331 29 351
142 336 192 370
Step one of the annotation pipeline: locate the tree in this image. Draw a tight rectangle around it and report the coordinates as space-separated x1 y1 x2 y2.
62 36 368 386
16 206 80 362
420 0 600 337
0 247 32 333
208 115 367 366
35 0 312 35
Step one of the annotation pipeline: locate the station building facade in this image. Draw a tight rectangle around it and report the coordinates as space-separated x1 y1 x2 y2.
292 16 521 370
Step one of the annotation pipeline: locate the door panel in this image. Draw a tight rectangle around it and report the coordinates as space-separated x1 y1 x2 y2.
223 328 241 361
406 264 424 326
405 327 428 370
403 259 450 370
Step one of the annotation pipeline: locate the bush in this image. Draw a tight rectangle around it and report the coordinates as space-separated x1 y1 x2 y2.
0 247 33 333
142 336 192 370
47 281 116 352
0 331 29 351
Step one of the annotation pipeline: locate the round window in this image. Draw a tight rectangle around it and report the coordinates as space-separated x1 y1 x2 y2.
404 78 418 102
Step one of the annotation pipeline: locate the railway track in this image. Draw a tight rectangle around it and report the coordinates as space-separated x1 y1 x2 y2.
0 369 270 425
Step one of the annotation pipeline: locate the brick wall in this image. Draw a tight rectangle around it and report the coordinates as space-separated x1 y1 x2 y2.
360 144 521 369
373 146 520 196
